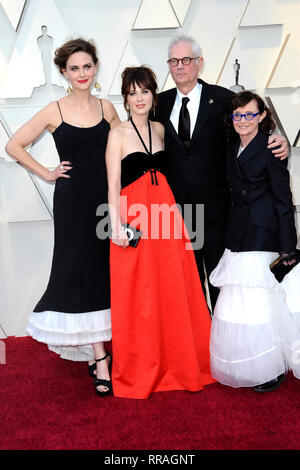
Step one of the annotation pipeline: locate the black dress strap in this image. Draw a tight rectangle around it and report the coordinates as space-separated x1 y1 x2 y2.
57 101 63 122
130 117 152 155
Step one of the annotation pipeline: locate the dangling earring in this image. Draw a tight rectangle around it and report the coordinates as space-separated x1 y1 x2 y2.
66 81 72 94
126 105 131 120
151 104 156 118
94 81 101 91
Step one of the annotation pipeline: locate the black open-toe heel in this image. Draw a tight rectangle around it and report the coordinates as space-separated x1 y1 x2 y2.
94 352 112 396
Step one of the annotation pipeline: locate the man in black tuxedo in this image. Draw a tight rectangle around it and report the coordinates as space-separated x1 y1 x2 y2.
154 35 288 310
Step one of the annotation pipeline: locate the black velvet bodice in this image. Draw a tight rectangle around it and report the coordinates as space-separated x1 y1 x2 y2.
121 150 167 188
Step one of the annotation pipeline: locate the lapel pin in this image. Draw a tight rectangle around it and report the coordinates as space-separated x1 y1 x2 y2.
209 98 214 104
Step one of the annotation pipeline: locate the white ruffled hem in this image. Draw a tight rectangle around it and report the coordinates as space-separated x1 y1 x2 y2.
209 250 300 387
48 345 97 362
210 249 278 288
27 308 112 362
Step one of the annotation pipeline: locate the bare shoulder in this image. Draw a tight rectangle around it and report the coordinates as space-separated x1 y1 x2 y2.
7 100 62 145
106 122 128 163
26 100 60 130
101 98 117 116
37 100 59 118
107 120 127 140
41 100 64 131
101 98 121 128
113 119 133 132
151 120 164 136
101 98 114 109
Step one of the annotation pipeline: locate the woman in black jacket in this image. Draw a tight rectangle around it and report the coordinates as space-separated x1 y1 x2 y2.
209 91 300 393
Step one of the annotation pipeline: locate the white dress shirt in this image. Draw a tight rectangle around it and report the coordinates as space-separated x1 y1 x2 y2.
170 82 203 139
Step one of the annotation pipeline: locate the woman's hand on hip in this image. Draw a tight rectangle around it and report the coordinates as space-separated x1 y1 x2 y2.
46 161 72 182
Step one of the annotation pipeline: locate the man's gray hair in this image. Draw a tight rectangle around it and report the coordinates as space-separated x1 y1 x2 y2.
168 35 203 61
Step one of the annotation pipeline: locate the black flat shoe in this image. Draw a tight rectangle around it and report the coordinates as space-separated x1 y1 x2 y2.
253 373 286 393
88 362 97 378
94 352 112 397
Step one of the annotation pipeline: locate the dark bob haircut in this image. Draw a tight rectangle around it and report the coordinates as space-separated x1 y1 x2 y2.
225 90 276 140
54 38 98 74
121 66 158 115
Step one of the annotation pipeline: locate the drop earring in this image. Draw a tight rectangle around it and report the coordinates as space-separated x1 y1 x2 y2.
66 81 72 94
94 81 101 91
126 105 131 120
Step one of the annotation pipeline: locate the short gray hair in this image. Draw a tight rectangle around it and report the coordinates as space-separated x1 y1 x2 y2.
168 35 203 62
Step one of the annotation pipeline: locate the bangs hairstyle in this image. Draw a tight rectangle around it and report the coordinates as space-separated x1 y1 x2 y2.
54 38 98 74
225 90 276 140
121 66 158 112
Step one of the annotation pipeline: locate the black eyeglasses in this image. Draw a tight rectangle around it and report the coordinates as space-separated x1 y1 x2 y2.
167 57 200 67
231 112 259 121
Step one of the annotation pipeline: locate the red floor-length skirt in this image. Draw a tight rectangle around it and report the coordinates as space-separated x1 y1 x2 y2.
110 170 215 398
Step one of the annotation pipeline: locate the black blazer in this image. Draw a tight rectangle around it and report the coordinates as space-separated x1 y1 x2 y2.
226 131 297 253
155 79 234 223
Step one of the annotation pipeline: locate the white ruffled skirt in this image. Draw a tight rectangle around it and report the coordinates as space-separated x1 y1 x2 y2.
209 249 300 387
27 309 112 361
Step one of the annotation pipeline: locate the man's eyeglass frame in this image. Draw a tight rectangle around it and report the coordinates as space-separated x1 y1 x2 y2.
167 57 200 67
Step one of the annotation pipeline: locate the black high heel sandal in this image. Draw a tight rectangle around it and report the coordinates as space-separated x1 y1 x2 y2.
88 362 97 378
94 352 112 396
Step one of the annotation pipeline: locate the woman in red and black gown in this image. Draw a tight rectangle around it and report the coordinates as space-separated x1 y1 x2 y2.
105 66 215 399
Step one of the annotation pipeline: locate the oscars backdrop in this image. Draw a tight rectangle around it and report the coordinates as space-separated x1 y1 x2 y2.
0 0 300 338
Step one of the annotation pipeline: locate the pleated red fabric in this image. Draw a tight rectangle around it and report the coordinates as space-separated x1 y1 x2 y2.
110 169 215 399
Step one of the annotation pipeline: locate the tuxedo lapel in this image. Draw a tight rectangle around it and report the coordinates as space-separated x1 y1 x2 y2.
190 80 215 145
163 87 176 120
166 118 183 148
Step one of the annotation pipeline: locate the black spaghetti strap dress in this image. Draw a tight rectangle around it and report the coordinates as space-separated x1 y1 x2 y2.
27 100 111 361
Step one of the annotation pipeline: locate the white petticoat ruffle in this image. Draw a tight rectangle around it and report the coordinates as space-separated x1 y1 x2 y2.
27 308 112 362
209 249 300 388
210 249 278 288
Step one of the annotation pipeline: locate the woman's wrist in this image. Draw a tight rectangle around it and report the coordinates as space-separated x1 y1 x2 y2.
112 226 126 238
43 168 54 182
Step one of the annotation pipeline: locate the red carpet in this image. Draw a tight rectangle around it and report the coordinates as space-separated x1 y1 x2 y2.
1 336 300 450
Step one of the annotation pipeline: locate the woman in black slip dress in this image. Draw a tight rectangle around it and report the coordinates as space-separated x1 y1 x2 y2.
5 38 120 396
